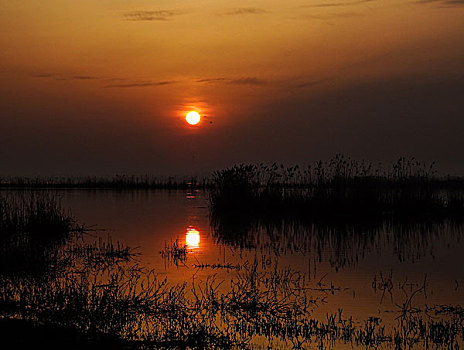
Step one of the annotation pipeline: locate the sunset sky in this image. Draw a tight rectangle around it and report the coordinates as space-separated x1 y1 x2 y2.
1 0 463 176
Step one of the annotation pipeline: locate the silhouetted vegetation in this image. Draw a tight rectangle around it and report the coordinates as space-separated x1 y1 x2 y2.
210 156 464 223
209 156 464 269
0 192 86 276
2 254 463 349
210 156 464 224
0 175 208 190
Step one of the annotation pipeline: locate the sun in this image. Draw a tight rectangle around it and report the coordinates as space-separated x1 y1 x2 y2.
186 111 201 125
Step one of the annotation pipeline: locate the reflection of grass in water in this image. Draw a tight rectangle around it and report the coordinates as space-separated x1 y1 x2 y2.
159 239 188 267
212 218 464 270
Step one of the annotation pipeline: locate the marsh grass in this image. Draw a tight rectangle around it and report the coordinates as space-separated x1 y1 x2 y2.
0 191 136 275
0 192 87 276
209 156 464 269
210 156 464 223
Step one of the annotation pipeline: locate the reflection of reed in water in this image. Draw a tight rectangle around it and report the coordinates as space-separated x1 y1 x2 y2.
211 216 463 269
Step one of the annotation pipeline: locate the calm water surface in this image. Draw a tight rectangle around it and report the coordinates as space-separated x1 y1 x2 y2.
58 189 464 348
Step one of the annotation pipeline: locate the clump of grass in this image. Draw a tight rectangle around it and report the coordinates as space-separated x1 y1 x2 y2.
0 192 86 276
0 192 83 238
209 156 464 261
210 156 464 219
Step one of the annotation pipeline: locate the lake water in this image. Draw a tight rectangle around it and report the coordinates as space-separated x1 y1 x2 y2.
2 189 462 348
52 189 463 348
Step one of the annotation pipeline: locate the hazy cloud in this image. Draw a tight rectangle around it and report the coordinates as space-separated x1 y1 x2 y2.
301 0 376 8
229 77 267 85
197 77 267 85
33 73 102 81
72 75 101 80
416 0 464 6
104 81 175 88
296 79 327 89
221 8 267 16
34 73 54 78
123 10 186 21
196 78 228 83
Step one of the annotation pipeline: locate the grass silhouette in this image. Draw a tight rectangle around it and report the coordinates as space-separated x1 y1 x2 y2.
210 156 464 224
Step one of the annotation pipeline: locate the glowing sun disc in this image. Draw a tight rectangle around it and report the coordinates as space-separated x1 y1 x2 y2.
186 111 201 125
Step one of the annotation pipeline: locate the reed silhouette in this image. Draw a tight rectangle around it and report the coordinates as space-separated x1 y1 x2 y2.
210 156 464 224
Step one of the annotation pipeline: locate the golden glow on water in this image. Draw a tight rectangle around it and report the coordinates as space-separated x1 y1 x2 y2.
185 227 200 247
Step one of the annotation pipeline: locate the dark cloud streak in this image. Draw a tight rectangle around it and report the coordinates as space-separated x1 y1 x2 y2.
229 77 267 85
301 0 376 8
123 10 186 21
197 77 267 85
220 8 267 16
33 73 102 81
416 0 464 6
104 81 175 88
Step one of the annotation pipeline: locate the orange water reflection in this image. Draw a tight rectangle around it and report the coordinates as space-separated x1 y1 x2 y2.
185 226 200 248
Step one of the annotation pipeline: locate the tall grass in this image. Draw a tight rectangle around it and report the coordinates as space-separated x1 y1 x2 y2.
0 192 86 276
209 156 464 223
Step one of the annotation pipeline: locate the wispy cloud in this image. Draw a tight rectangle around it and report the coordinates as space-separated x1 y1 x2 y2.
416 0 464 6
196 78 228 83
229 77 267 85
104 81 175 88
31 72 175 88
220 7 267 16
33 73 102 81
197 77 267 86
34 73 54 78
123 10 186 21
72 75 101 80
296 79 327 89
301 0 376 8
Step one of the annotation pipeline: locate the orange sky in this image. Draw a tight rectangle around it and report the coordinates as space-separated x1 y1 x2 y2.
1 0 464 175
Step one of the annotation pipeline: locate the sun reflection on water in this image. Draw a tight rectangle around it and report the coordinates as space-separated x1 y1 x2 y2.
185 227 200 248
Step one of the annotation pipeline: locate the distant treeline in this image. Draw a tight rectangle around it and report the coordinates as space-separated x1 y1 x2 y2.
1 155 464 190
0 175 209 189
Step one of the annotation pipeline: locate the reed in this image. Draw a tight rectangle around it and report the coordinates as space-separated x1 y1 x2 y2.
209 157 464 257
